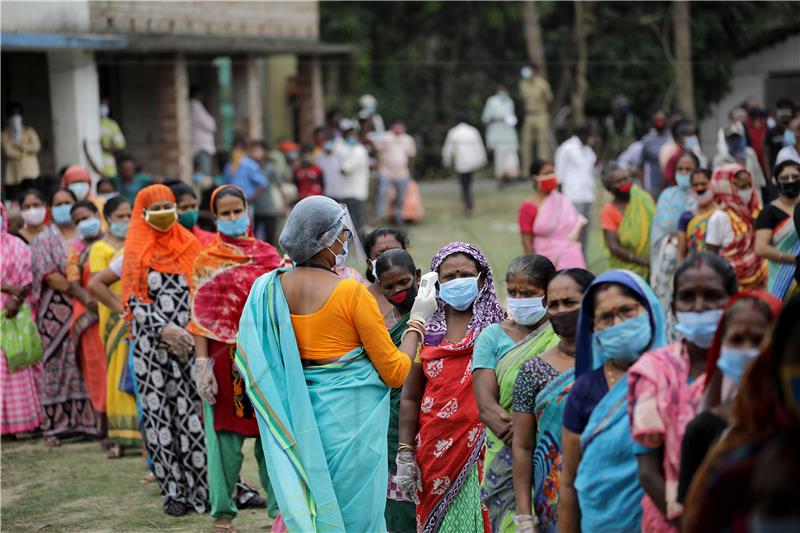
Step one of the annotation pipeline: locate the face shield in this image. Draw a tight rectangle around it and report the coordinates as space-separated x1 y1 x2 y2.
339 204 367 268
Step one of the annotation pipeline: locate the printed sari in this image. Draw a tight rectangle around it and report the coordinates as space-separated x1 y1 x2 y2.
236 269 391 532
767 216 799 301
532 369 575 532
480 324 559 532
606 185 655 279
686 209 714 254
533 192 586 270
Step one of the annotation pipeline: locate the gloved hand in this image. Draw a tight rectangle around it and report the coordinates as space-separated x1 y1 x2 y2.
194 357 218 404
160 324 194 357
409 272 439 325
395 449 422 504
513 514 538 533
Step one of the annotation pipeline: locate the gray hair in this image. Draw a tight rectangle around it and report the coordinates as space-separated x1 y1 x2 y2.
279 196 345 264
601 162 625 190
506 253 556 290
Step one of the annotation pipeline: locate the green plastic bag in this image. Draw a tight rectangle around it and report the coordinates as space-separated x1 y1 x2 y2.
1 304 43 372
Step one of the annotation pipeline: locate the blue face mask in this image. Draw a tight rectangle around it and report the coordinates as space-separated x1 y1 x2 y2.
717 346 759 384
52 204 73 225
346 137 358 146
594 312 652 362
77 217 101 238
674 309 724 349
109 221 129 239
323 141 334 152
784 129 796 147
216 213 250 237
439 275 480 312
507 296 546 326
676 172 692 189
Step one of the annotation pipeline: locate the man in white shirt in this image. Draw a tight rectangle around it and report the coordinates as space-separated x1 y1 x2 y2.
442 115 487 216
340 120 371 236
554 123 597 250
190 86 217 175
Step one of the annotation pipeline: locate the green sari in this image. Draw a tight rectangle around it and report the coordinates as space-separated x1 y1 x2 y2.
606 184 656 279
480 323 559 532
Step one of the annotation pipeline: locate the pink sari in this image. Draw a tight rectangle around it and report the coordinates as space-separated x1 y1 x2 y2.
628 342 706 532
533 191 586 269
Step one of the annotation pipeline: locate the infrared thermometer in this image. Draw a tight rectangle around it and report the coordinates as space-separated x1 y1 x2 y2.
419 272 438 298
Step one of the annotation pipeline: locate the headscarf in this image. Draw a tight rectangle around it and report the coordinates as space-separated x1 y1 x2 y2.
424 241 505 345
189 185 281 343
711 163 761 220
60 164 92 187
575 269 667 377
121 184 202 306
703 290 783 389
278 195 345 264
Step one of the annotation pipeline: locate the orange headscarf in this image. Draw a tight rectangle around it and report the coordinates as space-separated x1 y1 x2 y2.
121 184 202 306
61 164 92 187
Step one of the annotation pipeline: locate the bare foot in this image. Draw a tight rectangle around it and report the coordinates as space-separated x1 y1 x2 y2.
44 436 61 447
107 443 124 459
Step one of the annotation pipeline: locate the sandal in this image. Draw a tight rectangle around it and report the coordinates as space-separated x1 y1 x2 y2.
107 443 124 459
141 472 156 484
44 436 61 447
214 519 237 533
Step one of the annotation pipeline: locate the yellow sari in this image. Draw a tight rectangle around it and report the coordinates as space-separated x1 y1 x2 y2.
89 241 140 445
607 185 656 279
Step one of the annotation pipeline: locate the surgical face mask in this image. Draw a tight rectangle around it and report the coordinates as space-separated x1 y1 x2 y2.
439 275 480 312
549 308 580 339
676 172 692 189
674 309 724 348
178 210 199 229
346 136 358 146
145 208 177 232
737 188 753 205
217 213 250 237
67 182 91 200
52 204 74 225
97 192 117 202
507 296 547 326
387 284 418 313
10 115 22 131
593 312 652 361
323 141 334 153
778 179 800 199
77 217 101 238
328 237 349 268
684 135 700 150
109 220 129 239
99 104 109 118
783 129 796 147
520 66 532 80
370 260 378 282
717 346 759 384
21 206 46 226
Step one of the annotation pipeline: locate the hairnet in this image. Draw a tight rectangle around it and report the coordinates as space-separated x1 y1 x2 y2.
279 196 346 264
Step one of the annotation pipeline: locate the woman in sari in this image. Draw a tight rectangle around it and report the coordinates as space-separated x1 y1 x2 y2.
66 200 106 430
650 151 698 339
122 184 207 516
235 195 433 532
627 252 738 532
472 253 559 532
31 189 98 446
518 161 586 269
364 227 410 328
676 169 717 260
396 242 506 533
87 194 139 458
61 164 106 226
1 203 44 437
708 164 768 290
375 248 422 533
189 185 282 533
168 180 216 246
511 268 595 533
599 163 655 279
755 160 800 301
17 188 48 244
558 270 666 533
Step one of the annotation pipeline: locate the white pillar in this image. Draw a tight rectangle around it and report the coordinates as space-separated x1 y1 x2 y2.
47 49 102 176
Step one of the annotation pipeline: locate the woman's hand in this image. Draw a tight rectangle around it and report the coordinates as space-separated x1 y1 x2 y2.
194 357 218 404
160 324 195 357
4 296 21 319
395 449 423 504
484 404 513 445
409 272 439 324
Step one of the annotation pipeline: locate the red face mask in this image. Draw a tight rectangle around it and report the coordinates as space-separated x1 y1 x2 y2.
537 174 558 193
618 181 633 194
654 119 666 129
387 284 418 311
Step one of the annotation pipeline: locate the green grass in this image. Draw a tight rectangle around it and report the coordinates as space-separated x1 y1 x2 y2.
0 178 605 532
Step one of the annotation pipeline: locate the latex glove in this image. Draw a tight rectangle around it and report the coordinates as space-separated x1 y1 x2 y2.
514 514 538 533
194 357 218 404
409 272 438 325
160 324 194 357
395 449 422 504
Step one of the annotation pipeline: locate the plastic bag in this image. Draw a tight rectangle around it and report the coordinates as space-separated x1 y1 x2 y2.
1 305 43 372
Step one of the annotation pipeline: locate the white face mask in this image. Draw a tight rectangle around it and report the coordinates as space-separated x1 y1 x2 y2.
330 238 349 269
21 206 46 226
99 104 110 118
67 182 91 200
737 188 753 205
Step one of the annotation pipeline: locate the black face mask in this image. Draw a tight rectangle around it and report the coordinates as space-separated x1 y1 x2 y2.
778 180 800 199
549 308 580 339
387 284 418 314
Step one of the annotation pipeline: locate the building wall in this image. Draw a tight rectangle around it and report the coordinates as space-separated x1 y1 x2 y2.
88 1 318 40
1 0 90 33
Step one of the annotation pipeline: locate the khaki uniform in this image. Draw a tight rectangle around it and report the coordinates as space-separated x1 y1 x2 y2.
519 76 553 172
2 127 41 185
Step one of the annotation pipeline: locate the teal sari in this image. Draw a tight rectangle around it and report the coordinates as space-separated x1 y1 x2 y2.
235 269 390 532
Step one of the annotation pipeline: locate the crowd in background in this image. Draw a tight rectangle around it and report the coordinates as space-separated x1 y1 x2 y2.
1 70 800 533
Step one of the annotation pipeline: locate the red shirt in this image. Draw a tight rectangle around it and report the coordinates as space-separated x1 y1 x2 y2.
744 118 767 174
518 200 538 234
294 165 324 199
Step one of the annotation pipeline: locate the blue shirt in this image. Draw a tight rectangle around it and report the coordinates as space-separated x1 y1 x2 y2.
563 367 609 434
229 156 269 199
472 323 516 371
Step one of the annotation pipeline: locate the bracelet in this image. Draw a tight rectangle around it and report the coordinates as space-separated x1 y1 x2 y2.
397 442 416 452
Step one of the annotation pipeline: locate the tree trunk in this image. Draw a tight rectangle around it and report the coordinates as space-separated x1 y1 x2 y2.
673 0 695 121
521 0 548 80
571 1 591 123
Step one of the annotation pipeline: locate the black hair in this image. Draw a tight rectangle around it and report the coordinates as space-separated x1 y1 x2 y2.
574 122 591 137
677 150 701 169
97 178 117 192
775 98 794 111
70 199 98 216
690 168 712 183
363 227 409 282
723 296 775 334
507 253 556 291
165 180 197 202
49 188 77 205
376 249 417 280
773 295 800 366
6 102 22 115
212 186 247 213
530 159 552 177
232 137 247 150
18 188 45 205
189 85 203 99
671 118 694 140
674 251 739 298
250 139 268 150
102 194 129 219
551 268 595 294
773 160 800 179
116 152 135 166
589 281 645 311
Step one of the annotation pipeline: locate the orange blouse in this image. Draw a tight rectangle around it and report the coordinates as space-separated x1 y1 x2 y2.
290 279 411 388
